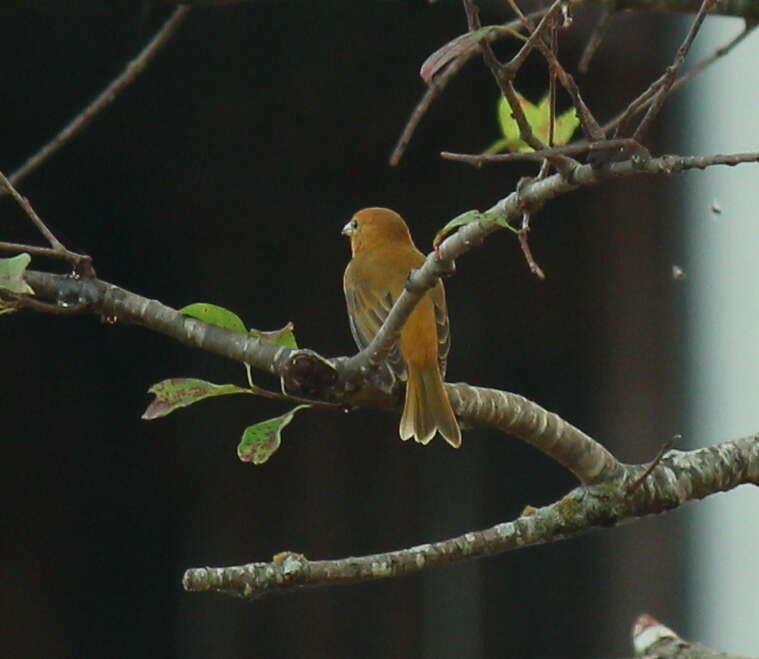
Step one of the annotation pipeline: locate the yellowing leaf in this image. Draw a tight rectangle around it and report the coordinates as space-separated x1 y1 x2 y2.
142 378 250 419
237 405 310 465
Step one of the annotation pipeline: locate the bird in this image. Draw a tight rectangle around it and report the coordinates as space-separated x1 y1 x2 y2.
342 207 461 447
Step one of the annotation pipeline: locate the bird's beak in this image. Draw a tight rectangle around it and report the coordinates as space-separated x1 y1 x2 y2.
341 220 355 236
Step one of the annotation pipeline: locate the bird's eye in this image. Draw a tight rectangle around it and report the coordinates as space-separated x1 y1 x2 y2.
349 219 358 230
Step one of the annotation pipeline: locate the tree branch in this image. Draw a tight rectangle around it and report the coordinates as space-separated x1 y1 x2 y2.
182 434 759 600
16 147 759 484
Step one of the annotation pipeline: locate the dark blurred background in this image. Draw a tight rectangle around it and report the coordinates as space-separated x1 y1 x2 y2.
2 2 686 657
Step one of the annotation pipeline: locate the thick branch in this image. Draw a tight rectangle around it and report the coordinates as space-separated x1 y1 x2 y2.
448 383 621 483
20 270 612 482
22 271 289 376
18 148 759 482
182 434 759 600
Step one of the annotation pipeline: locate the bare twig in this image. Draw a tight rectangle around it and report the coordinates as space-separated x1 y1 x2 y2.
670 20 756 91
0 170 92 272
464 0 552 152
441 137 635 165
518 214 546 279
607 21 752 136
389 9 548 166
578 8 615 73
0 170 65 252
2 7 191 192
548 23 558 147
626 435 677 494
0 241 75 260
630 0 716 143
390 56 470 166
502 0 606 142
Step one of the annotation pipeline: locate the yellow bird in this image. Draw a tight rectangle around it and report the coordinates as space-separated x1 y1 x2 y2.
342 207 461 447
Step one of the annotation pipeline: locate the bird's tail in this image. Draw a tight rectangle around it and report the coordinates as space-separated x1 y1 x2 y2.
399 364 461 447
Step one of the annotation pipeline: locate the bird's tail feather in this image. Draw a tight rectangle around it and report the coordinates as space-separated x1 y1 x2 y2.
399 365 461 448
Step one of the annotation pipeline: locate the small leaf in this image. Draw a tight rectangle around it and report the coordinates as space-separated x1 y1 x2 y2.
491 94 579 154
0 253 34 295
250 321 298 349
237 405 310 465
142 378 251 419
433 210 514 249
179 302 246 333
420 25 524 84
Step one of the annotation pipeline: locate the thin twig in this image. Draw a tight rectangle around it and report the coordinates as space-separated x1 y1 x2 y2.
0 241 75 260
548 23 558 148
578 8 614 74
518 214 545 279
0 170 65 252
2 7 191 192
504 0 565 74
0 170 92 271
626 436 678 495
389 9 548 166
504 0 606 142
464 0 550 151
441 137 635 165
390 56 469 166
631 0 716 143
606 21 753 136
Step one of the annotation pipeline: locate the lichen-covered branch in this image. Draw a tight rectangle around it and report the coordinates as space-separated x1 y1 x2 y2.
182 434 759 600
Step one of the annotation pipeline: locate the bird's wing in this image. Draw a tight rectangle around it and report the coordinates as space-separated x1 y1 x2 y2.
344 285 406 383
431 281 450 378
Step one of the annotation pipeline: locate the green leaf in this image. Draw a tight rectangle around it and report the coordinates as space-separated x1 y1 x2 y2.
491 94 579 154
0 253 34 295
433 210 515 248
142 378 251 420
250 321 298 349
179 302 246 333
237 405 310 465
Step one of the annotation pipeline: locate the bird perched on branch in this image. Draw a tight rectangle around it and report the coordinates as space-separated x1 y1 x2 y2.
342 207 461 447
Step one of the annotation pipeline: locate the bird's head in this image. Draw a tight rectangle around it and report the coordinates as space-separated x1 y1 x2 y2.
342 207 413 255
